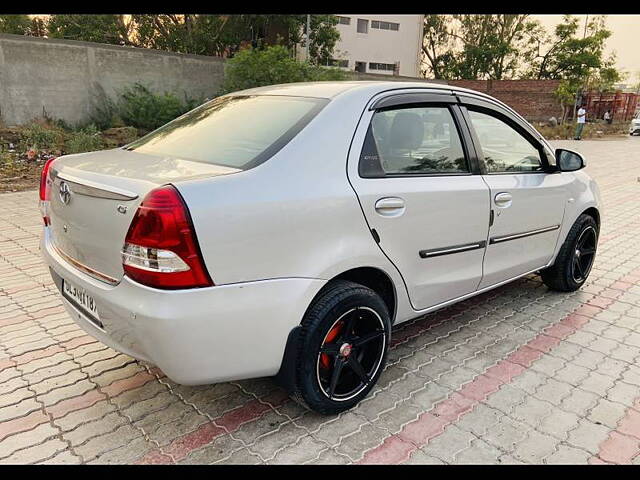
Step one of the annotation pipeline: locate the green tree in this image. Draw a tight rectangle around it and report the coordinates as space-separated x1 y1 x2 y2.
29 16 47 37
449 15 543 80
130 14 232 55
421 15 456 79
526 15 622 123
128 15 339 63
0 15 32 35
46 14 132 45
554 79 580 124
220 45 347 94
528 15 612 81
421 15 544 80
287 15 340 64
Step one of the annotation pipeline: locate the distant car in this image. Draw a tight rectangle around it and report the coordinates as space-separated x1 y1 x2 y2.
40 82 601 414
630 111 640 135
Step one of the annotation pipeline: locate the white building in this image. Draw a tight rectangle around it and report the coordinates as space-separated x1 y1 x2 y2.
328 14 424 78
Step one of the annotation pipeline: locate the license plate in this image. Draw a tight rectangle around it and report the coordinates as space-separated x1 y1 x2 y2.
62 279 100 323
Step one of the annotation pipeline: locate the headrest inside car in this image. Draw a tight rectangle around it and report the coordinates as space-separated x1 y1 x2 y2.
389 112 424 151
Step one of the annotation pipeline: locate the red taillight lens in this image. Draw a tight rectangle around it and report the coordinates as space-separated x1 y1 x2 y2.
122 185 213 289
39 157 57 225
39 157 56 201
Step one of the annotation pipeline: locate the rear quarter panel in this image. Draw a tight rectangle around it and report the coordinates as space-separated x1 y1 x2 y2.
175 91 405 297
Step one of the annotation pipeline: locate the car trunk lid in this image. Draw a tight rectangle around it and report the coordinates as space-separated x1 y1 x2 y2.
48 148 239 283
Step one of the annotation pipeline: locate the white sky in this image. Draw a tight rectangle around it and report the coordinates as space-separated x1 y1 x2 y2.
533 15 640 82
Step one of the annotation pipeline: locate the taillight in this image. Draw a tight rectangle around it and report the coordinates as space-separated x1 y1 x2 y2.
39 157 57 225
122 185 213 289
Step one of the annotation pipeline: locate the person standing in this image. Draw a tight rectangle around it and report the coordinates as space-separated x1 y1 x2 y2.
575 104 586 140
604 109 612 124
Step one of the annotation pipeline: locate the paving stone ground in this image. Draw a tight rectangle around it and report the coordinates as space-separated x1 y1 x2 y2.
1 137 640 464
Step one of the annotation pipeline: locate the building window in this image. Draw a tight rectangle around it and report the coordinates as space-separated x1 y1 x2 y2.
371 20 400 31
326 58 349 68
337 16 350 25
355 61 367 73
357 19 369 34
369 62 396 72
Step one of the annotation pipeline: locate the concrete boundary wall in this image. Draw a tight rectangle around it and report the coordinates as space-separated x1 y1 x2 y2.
0 33 562 125
0 34 225 125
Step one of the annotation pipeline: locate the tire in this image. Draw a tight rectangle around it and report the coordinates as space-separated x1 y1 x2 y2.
290 280 391 415
540 214 598 292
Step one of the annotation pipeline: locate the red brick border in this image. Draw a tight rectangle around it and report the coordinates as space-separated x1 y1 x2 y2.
593 398 640 464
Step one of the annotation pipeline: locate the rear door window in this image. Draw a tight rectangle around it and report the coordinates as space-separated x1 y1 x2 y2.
359 106 469 177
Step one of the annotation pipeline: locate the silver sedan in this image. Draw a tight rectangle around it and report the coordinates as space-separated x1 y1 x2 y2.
41 81 601 414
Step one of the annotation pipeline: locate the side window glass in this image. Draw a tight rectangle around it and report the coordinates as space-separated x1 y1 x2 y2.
468 110 543 173
359 106 468 177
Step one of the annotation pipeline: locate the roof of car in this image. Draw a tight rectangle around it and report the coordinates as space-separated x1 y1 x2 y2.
225 81 553 150
230 81 458 99
228 81 531 137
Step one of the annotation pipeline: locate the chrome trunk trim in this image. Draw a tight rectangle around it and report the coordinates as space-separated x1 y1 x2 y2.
53 170 139 201
53 245 120 285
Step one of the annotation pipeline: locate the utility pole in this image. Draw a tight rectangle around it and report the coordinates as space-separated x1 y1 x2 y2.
583 14 589 38
573 14 590 123
305 15 311 62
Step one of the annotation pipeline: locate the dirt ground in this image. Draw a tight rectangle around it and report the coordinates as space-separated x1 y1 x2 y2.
0 157 47 194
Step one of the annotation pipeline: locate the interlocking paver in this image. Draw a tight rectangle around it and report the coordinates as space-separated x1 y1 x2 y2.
1 138 640 463
546 444 592 464
567 419 611 453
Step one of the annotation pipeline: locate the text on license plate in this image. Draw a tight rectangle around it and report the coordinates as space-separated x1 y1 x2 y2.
62 279 100 320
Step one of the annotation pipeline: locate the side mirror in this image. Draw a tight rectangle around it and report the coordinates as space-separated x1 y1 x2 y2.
556 148 585 172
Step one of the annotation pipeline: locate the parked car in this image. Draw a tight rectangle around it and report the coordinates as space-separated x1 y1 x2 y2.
40 82 601 414
630 111 640 135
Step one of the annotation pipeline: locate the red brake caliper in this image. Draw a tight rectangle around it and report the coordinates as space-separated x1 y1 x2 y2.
320 321 344 369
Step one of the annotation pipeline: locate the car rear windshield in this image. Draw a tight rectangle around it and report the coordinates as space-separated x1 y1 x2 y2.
125 95 328 169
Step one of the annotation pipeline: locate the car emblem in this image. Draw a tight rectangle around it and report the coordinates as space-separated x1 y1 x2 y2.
59 181 71 205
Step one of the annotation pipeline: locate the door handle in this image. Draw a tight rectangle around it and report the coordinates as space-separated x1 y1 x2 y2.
375 197 405 217
494 192 513 208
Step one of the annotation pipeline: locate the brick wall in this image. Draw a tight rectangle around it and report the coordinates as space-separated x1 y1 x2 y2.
447 79 562 121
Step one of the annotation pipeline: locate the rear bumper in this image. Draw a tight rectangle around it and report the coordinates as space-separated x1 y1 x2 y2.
42 228 325 384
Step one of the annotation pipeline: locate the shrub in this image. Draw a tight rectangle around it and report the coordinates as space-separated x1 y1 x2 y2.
19 121 65 153
65 124 104 154
221 45 348 94
117 83 198 131
89 91 122 130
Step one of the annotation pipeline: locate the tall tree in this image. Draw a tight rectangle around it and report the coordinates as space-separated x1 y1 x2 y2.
29 16 47 37
448 15 543 80
421 14 544 80
526 15 619 122
421 15 456 79
128 15 339 62
0 15 32 35
528 15 611 81
7 15 340 63
46 15 133 45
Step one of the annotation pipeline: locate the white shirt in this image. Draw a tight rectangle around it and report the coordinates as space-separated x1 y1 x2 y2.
577 108 586 124
604 111 610 120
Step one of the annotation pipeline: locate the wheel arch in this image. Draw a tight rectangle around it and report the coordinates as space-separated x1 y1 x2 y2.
274 266 398 393
581 206 600 230
332 267 397 323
